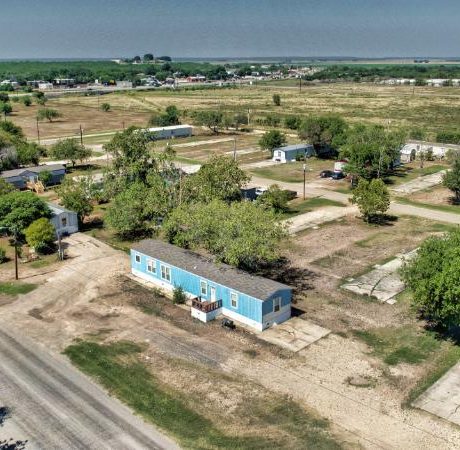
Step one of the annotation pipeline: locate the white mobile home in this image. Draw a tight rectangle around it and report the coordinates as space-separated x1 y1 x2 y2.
145 125 193 140
400 140 460 163
272 144 315 163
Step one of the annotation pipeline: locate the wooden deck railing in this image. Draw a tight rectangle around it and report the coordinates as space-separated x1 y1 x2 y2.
191 298 222 313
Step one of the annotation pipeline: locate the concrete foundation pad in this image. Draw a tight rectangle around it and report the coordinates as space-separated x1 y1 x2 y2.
258 317 330 352
413 362 460 426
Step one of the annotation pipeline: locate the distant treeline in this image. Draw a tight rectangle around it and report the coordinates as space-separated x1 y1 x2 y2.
306 64 460 81
0 61 229 84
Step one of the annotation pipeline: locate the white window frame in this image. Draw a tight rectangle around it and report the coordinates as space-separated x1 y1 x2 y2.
273 297 281 313
200 280 207 297
230 292 238 309
135 253 141 263
147 259 156 274
160 264 171 283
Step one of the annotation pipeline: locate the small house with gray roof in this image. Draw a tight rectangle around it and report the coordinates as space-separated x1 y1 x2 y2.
0 164 66 189
131 240 292 331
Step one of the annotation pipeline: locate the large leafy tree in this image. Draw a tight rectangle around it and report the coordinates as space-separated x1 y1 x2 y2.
258 130 286 155
57 177 95 224
340 125 406 179
51 139 91 167
298 115 348 151
37 108 61 122
163 199 288 270
192 110 223 133
256 184 290 213
24 218 55 253
148 105 181 127
350 178 390 222
183 155 250 203
443 157 460 202
0 191 51 232
402 230 460 328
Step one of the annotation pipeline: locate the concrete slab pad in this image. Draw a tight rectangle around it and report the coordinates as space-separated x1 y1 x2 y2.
342 250 417 303
413 362 460 426
258 317 330 352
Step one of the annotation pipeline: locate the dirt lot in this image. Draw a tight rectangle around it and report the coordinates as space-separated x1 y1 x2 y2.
1 232 460 448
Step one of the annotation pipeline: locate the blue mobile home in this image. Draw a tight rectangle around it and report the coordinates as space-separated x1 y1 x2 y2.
131 240 292 331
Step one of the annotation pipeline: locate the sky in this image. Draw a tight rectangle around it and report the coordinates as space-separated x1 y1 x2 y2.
1 0 459 59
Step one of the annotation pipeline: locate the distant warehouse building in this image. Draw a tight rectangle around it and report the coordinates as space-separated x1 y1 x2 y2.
272 143 315 163
145 124 193 140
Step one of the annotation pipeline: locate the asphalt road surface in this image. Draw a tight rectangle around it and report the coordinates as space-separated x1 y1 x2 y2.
0 325 179 450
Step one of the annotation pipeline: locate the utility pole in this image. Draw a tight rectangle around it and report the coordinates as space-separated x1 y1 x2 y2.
303 163 307 200
299 76 302 93
233 137 237 161
1 226 19 280
79 125 83 145
36 118 40 144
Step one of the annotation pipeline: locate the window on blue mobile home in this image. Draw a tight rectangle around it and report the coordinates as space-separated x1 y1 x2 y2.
135 253 141 263
200 280 207 296
230 292 238 308
273 297 281 312
147 259 156 274
160 264 171 282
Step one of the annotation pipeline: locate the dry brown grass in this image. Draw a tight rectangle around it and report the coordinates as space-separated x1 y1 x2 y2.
8 83 460 141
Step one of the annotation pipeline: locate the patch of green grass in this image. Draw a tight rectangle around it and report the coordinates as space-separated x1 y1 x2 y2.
65 340 342 450
395 196 460 215
354 326 441 366
405 342 460 406
29 259 51 269
173 155 203 165
385 164 446 187
283 197 347 218
0 282 37 297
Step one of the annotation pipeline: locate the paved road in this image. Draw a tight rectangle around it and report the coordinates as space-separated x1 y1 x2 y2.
0 325 179 450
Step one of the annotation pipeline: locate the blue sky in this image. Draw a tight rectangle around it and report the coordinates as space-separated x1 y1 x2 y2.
1 0 459 58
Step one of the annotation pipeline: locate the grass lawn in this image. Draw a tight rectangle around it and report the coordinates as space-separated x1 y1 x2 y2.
251 159 334 183
283 197 347 218
395 196 460 215
353 326 441 366
385 163 446 187
65 340 342 450
0 282 37 296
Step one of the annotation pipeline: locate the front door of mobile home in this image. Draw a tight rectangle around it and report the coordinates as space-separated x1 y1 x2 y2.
210 286 216 302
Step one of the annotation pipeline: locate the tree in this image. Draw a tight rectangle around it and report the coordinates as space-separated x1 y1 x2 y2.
273 94 281 106
350 178 390 222
192 110 223 133
409 128 426 141
0 246 6 263
256 185 290 213
340 124 406 179
0 102 12 117
0 120 24 138
182 155 250 203
0 191 51 231
57 177 94 224
163 199 288 270
401 230 460 329
24 218 55 253
143 53 154 62
148 105 180 127
100 102 111 112
16 142 42 166
298 115 348 152
22 96 32 107
443 157 460 202
51 139 91 167
284 116 301 130
0 93 9 102
104 181 152 238
37 108 61 122
259 130 286 155
38 170 52 187
0 178 14 196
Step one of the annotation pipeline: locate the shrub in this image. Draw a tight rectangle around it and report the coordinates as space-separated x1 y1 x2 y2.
24 218 56 254
100 103 111 112
173 286 187 304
